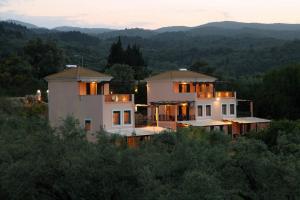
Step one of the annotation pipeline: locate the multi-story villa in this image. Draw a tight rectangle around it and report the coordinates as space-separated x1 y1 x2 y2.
46 67 270 141
146 69 270 137
45 66 164 141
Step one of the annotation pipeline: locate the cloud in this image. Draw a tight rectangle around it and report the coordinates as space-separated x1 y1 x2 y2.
0 10 115 28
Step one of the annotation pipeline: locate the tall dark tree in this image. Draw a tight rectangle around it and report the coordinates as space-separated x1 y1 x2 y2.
107 37 124 67
106 38 149 80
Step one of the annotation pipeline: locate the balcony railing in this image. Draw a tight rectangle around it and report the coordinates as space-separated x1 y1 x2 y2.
197 91 236 99
157 114 196 121
197 92 214 99
215 91 235 98
105 94 132 103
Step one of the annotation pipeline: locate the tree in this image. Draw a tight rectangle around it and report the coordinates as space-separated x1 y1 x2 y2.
24 38 65 79
107 37 124 67
105 64 135 93
106 38 149 80
189 60 215 75
255 64 300 119
0 55 40 96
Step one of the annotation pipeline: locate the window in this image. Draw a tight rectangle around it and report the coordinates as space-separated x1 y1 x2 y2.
84 119 91 131
222 104 227 115
206 105 211 116
97 83 102 95
179 83 190 93
90 82 97 95
230 104 235 115
113 111 121 126
86 83 91 95
197 105 203 117
124 110 132 125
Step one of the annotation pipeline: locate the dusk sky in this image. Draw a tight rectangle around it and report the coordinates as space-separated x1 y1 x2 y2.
0 0 300 29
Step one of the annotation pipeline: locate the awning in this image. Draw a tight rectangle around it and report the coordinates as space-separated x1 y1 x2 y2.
106 126 167 137
224 117 271 124
179 119 231 127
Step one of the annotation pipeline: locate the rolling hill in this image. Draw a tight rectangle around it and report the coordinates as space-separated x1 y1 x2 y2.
2 20 300 77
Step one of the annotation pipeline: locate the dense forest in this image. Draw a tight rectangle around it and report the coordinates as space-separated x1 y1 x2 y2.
0 99 299 199
2 21 300 76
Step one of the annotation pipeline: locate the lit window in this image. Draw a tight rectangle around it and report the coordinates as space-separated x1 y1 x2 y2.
113 111 121 126
90 82 97 95
206 105 211 116
230 104 235 115
124 110 131 125
179 83 190 93
222 104 227 115
197 105 203 117
84 119 91 131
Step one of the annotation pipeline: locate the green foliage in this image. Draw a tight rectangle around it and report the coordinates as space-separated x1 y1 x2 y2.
106 37 149 80
24 38 65 79
189 60 216 75
105 64 135 93
0 100 300 200
257 64 300 119
0 55 40 96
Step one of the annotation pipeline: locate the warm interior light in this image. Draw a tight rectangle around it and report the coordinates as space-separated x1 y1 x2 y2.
216 97 220 101
181 103 188 106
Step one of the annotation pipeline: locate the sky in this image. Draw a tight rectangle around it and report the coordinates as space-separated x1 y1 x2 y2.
0 0 300 29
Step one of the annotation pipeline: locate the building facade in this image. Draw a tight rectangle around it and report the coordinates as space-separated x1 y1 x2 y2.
146 69 270 137
45 67 135 134
46 67 270 140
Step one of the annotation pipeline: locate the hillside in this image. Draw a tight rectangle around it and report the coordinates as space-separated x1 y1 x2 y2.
202 21 300 31
2 20 300 77
53 26 114 35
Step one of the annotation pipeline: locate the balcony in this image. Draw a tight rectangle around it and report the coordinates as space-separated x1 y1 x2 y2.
197 92 214 99
158 114 196 121
105 94 132 103
215 91 236 98
197 91 236 99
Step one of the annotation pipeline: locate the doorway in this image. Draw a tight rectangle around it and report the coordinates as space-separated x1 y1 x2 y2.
178 104 189 121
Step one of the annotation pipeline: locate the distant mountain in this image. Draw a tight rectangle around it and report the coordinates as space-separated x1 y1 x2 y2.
97 28 156 39
201 21 300 31
155 26 192 33
5 19 39 29
54 26 115 35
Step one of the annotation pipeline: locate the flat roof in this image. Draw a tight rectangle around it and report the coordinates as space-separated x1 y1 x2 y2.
224 117 271 124
45 67 112 82
179 119 232 127
106 126 167 137
146 70 217 82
